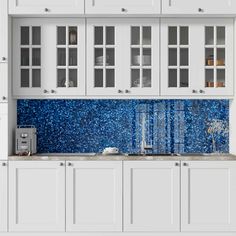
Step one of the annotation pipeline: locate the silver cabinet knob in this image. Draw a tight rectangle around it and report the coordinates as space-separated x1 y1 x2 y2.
60 162 64 166
121 8 127 12
51 89 56 94
118 89 123 93
199 89 205 94
183 162 188 166
68 162 72 166
43 89 49 94
175 162 179 166
2 57 6 61
45 8 49 12
125 89 130 94
2 96 7 100
198 8 204 12
192 89 197 94
2 162 7 166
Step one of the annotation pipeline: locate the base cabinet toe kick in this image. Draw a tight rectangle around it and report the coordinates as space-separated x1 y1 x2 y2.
1 160 236 235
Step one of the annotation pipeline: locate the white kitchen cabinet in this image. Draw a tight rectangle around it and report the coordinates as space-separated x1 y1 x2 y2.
66 161 122 232
86 0 160 15
0 161 7 232
9 161 65 232
87 18 159 96
0 64 8 102
162 0 236 14
13 18 86 98
124 161 180 232
181 161 236 232
0 104 8 160
9 0 84 15
161 18 234 97
0 0 8 63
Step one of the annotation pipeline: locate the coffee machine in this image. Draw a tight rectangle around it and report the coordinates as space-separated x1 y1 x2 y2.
15 126 37 155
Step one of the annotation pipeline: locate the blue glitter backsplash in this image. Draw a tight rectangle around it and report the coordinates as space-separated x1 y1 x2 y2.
17 100 229 154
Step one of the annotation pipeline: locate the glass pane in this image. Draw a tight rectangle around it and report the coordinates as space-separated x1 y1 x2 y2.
205 27 214 45
57 69 66 87
143 69 151 87
217 27 225 45
205 48 214 66
32 27 41 45
95 27 103 45
21 69 29 87
143 27 151 45
180 48 188 66
180 27 188 45
106 48 114 66
217 69 225 87
169 48 177 66
95 69 103 87
143 48 151 66
180 69 188 87
205 69 214 87
95 48 103 66
21 27 29 45
168 69 177 87
69 69 77 87
131 48 140 66
106 69 115 87
32 48 41 66
169 27 177 45
131 27 140 45
69 27 77 45
57 48 66 66
217 48 225 66
106 27 114 45
32 69 41 88
57 27 66 45
131 69 140 87
69 48 77 66
21 48 29 66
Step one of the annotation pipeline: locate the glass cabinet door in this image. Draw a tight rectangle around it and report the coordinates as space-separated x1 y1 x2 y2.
20 26 41 89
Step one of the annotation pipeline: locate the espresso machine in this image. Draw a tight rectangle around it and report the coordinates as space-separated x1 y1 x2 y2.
15 126 37 155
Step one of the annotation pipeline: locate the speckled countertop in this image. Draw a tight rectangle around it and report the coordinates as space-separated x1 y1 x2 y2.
8 153 236 161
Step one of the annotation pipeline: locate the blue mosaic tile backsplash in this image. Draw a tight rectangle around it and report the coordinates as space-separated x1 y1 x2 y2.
17 100 229 154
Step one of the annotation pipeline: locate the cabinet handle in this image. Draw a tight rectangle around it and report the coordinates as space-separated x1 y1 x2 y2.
192 89 197 94
175 162 179 166
183 162 188 166
45 8 49 12
2 57 6 61
118 89 123 93
43 89 49 94
51 89 56 94
68 162 72 166
2 162 7 166
199 89 205 94
198 8 204 12
121 8 127 12
2 96 7 100
125 89 130 94
60 162 64 166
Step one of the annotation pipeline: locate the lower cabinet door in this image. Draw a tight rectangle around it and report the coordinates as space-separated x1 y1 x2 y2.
9 161 65 232
0 161 7 232
66 161 122 232
0 104 8 160
181 161 236 232
124 161 180 232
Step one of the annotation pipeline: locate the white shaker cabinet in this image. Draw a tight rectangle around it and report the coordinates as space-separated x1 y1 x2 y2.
9 0 84 15
0 64 8 102
86 0 160 15
0 0 8 63
181 161 236 232
9 161 65 232
162 0 236 14
161 19 233 97
13 18 86 98
87 18 159 96
66 161 122 232
0 104 8 160
0 161 7 232
124 161 180 232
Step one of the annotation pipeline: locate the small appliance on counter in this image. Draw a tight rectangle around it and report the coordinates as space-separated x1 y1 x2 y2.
102 147 120 155
15 125 37 155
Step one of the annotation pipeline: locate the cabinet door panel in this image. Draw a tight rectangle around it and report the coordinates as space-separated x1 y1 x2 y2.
0 104 8 160
0 64 8 102
9 0 84 14
163 0 236 14
66 161 122 232
0 161 7 232
181 161 236 231
0 0 8 62
9 161 65 232
124 161 180 232
86 0 160 14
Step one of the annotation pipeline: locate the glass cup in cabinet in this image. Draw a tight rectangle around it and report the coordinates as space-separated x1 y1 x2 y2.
131 48 141 66
69 27 77 45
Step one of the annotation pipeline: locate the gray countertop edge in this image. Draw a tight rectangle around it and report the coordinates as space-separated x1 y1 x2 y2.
8 154 236 161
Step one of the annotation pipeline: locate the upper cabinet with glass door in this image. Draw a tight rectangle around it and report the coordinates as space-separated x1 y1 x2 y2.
9 0 84 15
85 0 160 14
87 19 159 96
13 18 85 98
162 0 236 14
161 19 233 97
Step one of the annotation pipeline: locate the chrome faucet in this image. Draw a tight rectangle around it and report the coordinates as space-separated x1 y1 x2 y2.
140 113 152 154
